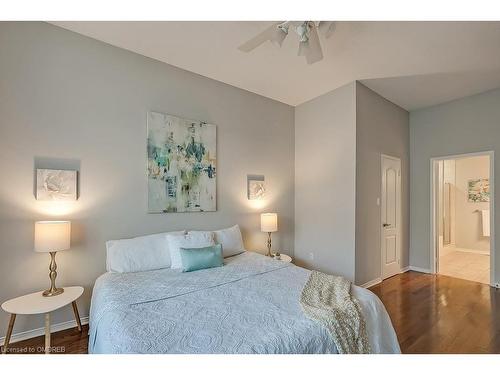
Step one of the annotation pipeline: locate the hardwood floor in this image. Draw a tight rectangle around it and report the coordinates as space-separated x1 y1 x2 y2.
1 324 88 354
2 271 499 354
370 271 500 353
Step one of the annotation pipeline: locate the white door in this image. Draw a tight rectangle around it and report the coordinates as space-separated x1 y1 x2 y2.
381 155 402 279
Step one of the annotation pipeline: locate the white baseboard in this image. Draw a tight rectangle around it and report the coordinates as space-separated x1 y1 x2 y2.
359 266 424 288
360 266 410 288
409 266 432 274
360 277 382 288
0 316 88 345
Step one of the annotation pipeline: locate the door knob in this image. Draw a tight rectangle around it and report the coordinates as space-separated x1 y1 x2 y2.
383 223 390 227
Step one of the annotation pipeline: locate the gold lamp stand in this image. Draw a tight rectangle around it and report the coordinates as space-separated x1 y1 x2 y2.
261 213 278 257
42 252 64 297
266 232 272 257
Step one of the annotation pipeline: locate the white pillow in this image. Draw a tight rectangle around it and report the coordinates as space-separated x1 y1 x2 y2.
106 230 185 273
167 231 215 269
214 225 245 258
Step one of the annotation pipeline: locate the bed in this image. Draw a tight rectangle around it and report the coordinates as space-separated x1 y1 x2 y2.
89 251 400 354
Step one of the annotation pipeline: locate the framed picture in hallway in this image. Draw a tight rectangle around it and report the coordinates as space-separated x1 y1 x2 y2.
468 178 490 202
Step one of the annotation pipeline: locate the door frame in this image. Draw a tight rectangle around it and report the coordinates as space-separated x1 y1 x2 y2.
430 150 496 287
380 154 402 280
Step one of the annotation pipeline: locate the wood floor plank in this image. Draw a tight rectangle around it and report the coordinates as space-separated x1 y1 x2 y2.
370 271 500 354
1 324 88 354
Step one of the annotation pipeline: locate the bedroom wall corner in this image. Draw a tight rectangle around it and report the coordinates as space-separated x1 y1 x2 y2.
354 82 410 286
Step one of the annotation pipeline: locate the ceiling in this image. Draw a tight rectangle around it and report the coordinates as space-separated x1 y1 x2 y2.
50 21 500 110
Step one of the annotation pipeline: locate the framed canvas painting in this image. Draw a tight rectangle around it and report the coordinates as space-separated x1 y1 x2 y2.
247 175 266 200
147 111 217 213
36 169 77 201
468 178 490 202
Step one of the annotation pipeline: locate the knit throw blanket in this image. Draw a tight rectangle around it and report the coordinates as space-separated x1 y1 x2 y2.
300 271 371 354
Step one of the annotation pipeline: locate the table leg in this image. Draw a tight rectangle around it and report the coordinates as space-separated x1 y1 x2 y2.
71 301 82 332
44 313 50 354
2 314 16 354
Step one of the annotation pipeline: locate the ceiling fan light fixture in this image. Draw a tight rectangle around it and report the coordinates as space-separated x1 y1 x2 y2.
238 21 333 64
295 22 310 43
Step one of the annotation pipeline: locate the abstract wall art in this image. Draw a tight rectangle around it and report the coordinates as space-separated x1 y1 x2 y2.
36 169 77 201
468 178 490 202
147 111 216 213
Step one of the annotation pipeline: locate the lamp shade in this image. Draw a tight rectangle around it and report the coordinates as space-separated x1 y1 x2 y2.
261 213 278 233
34 221 71 253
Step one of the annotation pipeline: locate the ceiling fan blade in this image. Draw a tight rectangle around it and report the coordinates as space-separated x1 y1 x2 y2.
270 26 288 47
298 22 323 64
238 22 285 52
318 21 336 38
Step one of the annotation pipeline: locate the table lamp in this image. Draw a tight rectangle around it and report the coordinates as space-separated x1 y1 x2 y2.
261 213 278 257
34 221 71 297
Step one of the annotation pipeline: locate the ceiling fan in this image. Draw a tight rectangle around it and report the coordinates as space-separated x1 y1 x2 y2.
238 21 335 64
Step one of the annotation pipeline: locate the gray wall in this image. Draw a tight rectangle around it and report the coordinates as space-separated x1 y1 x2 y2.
355 83 410 285
294 82 357 281
0 22 295 337
410 88 500 286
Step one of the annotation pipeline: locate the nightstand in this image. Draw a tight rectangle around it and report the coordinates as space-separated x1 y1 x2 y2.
1 286 83 354
272 253 293 263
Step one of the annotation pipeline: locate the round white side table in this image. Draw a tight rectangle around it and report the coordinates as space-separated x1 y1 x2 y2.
272 254 292 263
1 286 84 354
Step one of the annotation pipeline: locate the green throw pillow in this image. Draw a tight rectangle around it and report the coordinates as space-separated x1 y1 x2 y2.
179 244 224 272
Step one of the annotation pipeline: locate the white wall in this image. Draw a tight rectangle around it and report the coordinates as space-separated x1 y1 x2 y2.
294 82 357 281
443 159 456 245
454 155 490 252
0 22 295 338
410 88 500 286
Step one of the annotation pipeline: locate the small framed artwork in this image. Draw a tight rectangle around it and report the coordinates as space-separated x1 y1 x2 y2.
36 169 77 201
247 175 266 200
468 178 489 203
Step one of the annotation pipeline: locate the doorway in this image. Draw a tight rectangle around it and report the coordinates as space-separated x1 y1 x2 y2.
431 152 494 285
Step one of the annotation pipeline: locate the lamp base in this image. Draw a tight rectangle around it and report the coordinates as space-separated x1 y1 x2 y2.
42 252 64 297
266 232 272 257
42 287 64 297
